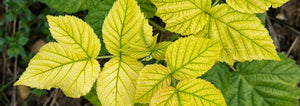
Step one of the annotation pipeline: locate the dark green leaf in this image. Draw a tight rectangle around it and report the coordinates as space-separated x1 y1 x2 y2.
39 0 101 13
226 53 300 106
200 62 231 97
85 83 101 106
137 0 157 18
85 0 115 55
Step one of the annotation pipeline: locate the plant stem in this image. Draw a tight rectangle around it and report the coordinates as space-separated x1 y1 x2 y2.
227 64 237 72
148 20 166 33
95 55 114 59
171 77 177 87
212 0 220 6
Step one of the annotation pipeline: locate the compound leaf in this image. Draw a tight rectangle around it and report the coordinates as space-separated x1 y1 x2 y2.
151 41 172 60
102 0 156 58
14 15 101 98
226 54 300 106
97 56 144 105
85 0 116 55
165 36 220 80
137 0 157 18
195 4 280 65
227 0 289 13
151 0 211 35
150 79 227 106
135 64 172 103
39 0 100 13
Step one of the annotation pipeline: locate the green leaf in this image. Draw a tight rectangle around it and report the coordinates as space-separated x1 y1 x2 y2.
14 15 101 98
39 0 100 13
200 63 231 98
150 79 227 106
151 0 211 35
151 41 172 60
135 64 172 103
227 0 289 13
195 4 280 65
226 54 300 106
85 0 116 55
85 83 102 106
137 0 157 18
165 36 220 80
97 56 144 105
102 0 156 58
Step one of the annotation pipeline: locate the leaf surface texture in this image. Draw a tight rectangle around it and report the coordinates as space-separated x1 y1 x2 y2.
97 57 143 105
39 0 100 13
226 54 300 106
135 64 171 103
102 0 156 58
227 0 289 13
150 79 227 106
151 0 211 35
166 36 220 80
196 4 280 65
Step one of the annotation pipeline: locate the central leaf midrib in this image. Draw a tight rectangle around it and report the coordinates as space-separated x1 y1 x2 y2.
52 20 91 58
171 42 217 74
187 1 276 57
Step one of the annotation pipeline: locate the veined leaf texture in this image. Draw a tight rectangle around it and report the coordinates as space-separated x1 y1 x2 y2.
150 79 227 106
152 0 280 65
14 15 101 98
227 0 289 13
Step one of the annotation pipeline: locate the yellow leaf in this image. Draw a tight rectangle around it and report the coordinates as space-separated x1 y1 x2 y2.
151 0 211 35
135 64 172 103
102 0 156 58
97 56 144 105
165 36 220 80
14 43 100 98
227 0 289 13
195 4 280 65
14 15 101 98
151 41 172 60
150 79 227 106
47 15 100 58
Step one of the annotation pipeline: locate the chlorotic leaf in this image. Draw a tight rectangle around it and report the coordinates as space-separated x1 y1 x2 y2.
137 0 157 18
85 0 116 55
85 83 102 106
97 56 144 105
195 4 280 65
165 36 220 80
39 0 100 13
47 15 100 58
150 79 227 106
14 15 101 98
151 0 211 35
151 41 172 60
102 0 156 58
226 53 300 106
200 63 231 97
14 43 100 98
227 0 289 13
135 64 172 103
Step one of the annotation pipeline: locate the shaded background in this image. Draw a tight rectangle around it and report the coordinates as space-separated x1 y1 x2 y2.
0 0 299 105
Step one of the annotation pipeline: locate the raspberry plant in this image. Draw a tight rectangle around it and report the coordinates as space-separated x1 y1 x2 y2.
15 0 300 105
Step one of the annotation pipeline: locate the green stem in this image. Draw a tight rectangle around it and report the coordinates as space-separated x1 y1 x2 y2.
227 64 237 72
171 77 177 87
148 20 166 33
0 75 20 91
95 55 114 59
212 0 220 6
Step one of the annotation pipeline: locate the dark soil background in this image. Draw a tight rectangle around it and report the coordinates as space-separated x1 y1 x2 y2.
0 0 300 106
